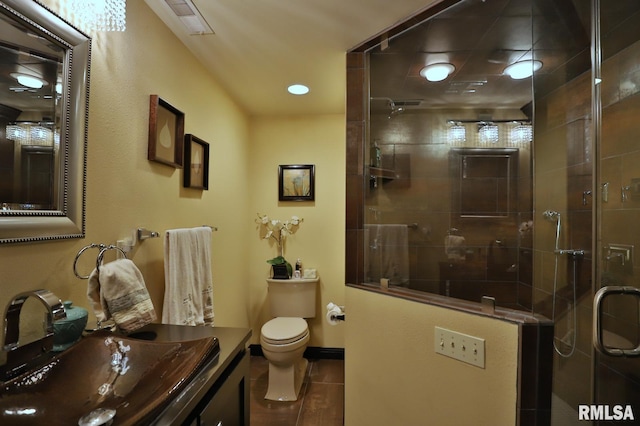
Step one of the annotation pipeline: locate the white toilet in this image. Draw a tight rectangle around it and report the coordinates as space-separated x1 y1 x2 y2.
260 277 318 401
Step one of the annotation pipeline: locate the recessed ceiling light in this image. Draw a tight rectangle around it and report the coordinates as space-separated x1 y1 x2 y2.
504 60 542 80
420 63 455 82
287 84 309 95
10 73 46 89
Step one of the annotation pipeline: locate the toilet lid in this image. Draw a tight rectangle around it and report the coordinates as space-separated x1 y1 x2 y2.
261 317 308 344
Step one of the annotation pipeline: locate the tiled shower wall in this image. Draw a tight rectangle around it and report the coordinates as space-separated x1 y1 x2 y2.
366 108 533 309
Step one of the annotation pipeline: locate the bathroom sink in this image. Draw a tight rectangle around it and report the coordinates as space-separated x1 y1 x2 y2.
0 329 219 425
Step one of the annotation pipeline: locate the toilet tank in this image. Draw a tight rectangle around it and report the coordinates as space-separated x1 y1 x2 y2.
266 278 318 318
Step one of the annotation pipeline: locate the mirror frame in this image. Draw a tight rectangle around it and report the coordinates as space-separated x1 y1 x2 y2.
449 147 519 220
0 0 89 244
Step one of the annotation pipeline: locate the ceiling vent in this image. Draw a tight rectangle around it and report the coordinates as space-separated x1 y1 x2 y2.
164 0 214 35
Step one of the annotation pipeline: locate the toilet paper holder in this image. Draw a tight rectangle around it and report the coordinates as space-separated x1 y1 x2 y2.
326 302 345 322
330 313 345 322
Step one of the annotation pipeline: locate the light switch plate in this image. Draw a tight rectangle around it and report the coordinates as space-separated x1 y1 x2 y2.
434 326 485 368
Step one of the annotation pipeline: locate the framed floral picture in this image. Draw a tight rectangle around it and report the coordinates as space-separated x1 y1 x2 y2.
148 95 185 168
183 134 209 190
278 164 315 201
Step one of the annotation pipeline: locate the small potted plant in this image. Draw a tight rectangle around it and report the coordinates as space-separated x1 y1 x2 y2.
256 213 303 279
267 256 292 279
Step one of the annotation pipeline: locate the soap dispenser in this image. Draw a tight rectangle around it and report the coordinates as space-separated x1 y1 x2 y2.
294 258 302 278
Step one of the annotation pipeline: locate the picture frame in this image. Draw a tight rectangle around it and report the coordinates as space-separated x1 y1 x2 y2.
183 134 210 190
278 164 315 201
148 95 185 168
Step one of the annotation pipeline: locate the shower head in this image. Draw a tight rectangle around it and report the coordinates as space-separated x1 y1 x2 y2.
369 97 404 119
542 210 561 221
388 105 405 119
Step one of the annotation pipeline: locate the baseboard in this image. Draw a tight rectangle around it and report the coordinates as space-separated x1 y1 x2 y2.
250 344 344 360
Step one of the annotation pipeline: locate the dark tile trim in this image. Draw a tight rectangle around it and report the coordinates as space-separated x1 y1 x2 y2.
517 323 554 426
347 283 552 326
250 344 345 360
348 0 460 53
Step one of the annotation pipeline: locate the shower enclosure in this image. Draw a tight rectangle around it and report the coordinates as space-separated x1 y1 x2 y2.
348 0 640 422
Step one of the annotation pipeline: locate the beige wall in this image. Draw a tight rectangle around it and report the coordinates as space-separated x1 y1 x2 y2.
248 115 346 347
0 0 251 331
0 1 346 350
345 287 518 426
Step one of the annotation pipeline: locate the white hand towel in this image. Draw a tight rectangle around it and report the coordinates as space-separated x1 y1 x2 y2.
162 226 214 326
86 258 157 333
364 224 410 286
444 235 466 260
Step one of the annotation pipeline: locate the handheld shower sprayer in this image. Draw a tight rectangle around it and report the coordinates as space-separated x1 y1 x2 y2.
543 210 561 251
542 210 561 221
542 209 581 358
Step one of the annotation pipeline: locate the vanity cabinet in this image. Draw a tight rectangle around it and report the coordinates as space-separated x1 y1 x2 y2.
187 350 250 426
141 324 251 426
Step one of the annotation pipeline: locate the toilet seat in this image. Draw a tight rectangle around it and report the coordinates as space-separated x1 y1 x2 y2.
261 317 308 345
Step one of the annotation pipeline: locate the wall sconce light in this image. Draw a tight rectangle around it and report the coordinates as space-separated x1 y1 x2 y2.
509 122 533 144
420 63 455 82
504 60 542 80
478 122 499 144
6 123 57 147
447 121 466 144
68 0 126 32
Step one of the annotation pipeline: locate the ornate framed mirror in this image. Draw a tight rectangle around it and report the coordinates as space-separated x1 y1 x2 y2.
0 0 90 243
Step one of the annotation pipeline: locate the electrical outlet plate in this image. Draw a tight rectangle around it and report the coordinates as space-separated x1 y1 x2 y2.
434 326 485 368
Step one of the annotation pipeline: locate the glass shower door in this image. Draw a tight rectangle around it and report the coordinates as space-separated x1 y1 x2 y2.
593 0 640 420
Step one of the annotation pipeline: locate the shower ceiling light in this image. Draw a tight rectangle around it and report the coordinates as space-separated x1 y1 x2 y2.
420 63 455 82
10 73 45 89
504 60 542 80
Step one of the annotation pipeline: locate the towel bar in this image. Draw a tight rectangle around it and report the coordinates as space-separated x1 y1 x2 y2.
139 226 217 242
137 228 160 241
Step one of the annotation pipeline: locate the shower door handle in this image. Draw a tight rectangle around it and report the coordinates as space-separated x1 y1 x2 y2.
593 286 640 357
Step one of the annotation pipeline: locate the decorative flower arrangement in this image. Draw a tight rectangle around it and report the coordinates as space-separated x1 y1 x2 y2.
255 213 303 277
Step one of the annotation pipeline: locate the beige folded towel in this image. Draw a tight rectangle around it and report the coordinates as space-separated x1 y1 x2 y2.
87 258 157 333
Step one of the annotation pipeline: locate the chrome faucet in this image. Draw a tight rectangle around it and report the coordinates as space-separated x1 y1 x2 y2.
1 289 66 380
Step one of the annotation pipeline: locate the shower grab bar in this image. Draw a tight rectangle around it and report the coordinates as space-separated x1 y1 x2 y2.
594 286 640 357
554 249 585 257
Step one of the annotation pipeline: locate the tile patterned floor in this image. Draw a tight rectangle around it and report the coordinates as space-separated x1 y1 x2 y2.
250 356 344 426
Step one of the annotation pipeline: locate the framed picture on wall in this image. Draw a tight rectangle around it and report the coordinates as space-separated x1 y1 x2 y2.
148 95 185 168
278 164 315 201
183 134 210 190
